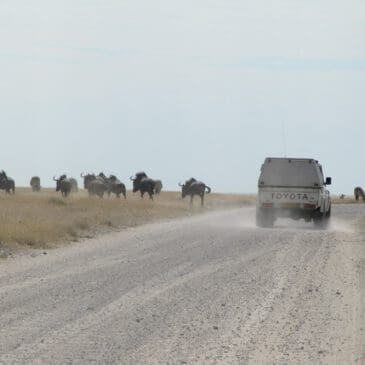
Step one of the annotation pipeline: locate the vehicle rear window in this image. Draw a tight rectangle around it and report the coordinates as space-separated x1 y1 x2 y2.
259 159 323 187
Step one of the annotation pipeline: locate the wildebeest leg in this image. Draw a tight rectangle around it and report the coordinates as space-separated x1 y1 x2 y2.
200 193 204 206
190 195 193 205
141 191 144 198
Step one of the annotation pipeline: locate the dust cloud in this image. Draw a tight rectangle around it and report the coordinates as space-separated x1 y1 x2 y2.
268 217 355 233
327 217 355 234
192 205 359 234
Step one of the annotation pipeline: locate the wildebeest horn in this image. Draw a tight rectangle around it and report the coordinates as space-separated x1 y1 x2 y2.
80 172 85 178
53 175 58 181
130 176 135 181
178 182 183 186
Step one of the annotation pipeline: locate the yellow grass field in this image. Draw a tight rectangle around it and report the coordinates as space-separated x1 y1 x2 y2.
0 188 255 251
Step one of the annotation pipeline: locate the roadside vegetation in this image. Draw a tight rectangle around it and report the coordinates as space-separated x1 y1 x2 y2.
331 196 359 204
0 188 255 251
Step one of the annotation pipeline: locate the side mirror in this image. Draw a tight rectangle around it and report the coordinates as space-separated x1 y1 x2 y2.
325 177 332 185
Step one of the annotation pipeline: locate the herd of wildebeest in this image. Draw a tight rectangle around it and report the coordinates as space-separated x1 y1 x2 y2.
0 170 212 206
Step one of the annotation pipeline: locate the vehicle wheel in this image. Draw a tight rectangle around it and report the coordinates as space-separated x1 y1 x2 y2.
313 214 323 228
256 208 274 228
313 209 330 229
326 204 331 218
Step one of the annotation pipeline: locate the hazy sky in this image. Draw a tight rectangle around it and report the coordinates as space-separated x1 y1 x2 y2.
1 1 364 193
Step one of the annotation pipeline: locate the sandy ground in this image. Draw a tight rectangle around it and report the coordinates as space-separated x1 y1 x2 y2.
0 205 363 364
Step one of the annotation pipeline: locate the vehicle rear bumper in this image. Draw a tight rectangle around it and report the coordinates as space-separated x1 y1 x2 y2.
257 205 320 220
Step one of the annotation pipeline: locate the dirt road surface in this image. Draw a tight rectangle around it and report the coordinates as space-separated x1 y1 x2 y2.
0 205 363 364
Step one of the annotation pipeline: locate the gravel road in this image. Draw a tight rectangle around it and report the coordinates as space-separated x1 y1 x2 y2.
0 205 364 364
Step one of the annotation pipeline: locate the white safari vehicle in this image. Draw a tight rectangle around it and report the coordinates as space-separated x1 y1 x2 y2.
256 157 332 228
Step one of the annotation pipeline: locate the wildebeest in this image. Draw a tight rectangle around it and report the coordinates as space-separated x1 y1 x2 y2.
179 177 211 206
0 170 15 194
30 176 41 192
53 174 73 197
107 175 126 199
81 172 126 198
153 179 163 195
88 179 107 198
80 173 96 189
81 172 107 197
130 172 155 200
94 172 127 199
354 187 365 201
69 178 78 193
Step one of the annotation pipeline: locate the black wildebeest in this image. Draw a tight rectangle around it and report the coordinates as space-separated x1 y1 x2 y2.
0 170 15 194
53 174 73 197
30 176 41 192
179 177 211 206
130 172 155 200
354 186 365 201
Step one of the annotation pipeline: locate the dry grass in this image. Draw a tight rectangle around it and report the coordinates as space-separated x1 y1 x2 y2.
331 196 363 204
0 188 255 250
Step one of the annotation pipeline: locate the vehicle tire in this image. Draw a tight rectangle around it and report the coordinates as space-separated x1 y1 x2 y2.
256 208 274 228
326 204 331 218
313 207 330 229
313 214 323 228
